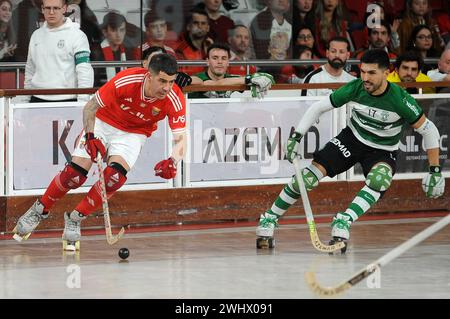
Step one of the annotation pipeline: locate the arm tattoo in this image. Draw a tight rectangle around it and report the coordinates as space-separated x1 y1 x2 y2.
83 96 101 133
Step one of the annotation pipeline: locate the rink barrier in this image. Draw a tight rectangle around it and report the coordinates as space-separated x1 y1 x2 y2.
0 83 449 232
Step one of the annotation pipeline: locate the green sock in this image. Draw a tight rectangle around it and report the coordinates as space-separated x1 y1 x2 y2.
267 179 300 218
340 185 381 222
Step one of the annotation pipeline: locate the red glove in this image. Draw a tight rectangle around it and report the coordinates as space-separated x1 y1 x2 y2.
84 132 106 162
154 157 177 179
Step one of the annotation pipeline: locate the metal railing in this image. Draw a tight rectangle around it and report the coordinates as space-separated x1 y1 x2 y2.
2 81 449 98
0 58 441 89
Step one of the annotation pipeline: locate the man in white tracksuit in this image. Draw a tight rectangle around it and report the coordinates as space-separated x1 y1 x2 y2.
24 0 93 103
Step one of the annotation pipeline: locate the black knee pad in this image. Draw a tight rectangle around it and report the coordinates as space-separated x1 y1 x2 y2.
109 162 128 177
68 161 88 177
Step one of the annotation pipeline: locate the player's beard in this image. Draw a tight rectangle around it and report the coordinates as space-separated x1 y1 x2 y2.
400 76 415 82
328 58 345 70
363 80 382 94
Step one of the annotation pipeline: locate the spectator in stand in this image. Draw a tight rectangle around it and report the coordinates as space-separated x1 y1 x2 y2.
358 20 397 56
314 0 354 58
427 48 450 81
11 0 44 61
288 45 316 83
227 25 257 76
194 0 235 44
250 0 292 59
260 31 292 83
435 6 449 44
387 50 434 93
293 0 315 48
397 0 445 55
295 25 321 60
302 36 355 96
141 45 167 69
352 20 397 75
188 43 274 99
406 24 442 73
426 48 450 92
361 2 401 51
140 10 176 59
175 7 213 75
91 11 135 87
0 0 16 61
24 0 93 102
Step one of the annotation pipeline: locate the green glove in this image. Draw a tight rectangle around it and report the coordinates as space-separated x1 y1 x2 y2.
286 131 303 163
422 166 445 198
246 72 275 99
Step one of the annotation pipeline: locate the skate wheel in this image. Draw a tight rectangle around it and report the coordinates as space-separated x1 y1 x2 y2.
256 237 275 249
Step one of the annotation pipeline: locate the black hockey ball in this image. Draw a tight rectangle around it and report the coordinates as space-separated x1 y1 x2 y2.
118 247 130 260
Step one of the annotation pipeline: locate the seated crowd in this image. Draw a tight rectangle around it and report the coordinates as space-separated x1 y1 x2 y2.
0 0 449 92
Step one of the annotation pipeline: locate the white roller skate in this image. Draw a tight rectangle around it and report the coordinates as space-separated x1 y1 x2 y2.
329 213 352 254
62 210 86 251
13 200 48 242
256 212 278 249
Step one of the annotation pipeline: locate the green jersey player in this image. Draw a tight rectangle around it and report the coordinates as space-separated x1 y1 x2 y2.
256 49 445 250
188 43 274 99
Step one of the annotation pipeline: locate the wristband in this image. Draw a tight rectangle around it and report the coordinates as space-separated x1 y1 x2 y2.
429 166 441 173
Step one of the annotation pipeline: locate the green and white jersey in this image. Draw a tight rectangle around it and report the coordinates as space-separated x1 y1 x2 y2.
330 79 423 151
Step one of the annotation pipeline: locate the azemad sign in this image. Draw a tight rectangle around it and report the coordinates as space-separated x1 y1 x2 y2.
188 99 334 181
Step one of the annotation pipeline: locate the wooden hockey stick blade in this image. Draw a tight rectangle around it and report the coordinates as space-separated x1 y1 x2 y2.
308 221 346 252
106 227 125 245
305 263 378 296
306 214 450 296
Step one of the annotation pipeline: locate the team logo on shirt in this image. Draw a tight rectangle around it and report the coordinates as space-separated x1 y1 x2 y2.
380 111 389 122
57 40 65 49
152 107 161 116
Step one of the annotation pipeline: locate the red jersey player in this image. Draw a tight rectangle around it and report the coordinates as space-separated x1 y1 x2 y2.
13 54 186 251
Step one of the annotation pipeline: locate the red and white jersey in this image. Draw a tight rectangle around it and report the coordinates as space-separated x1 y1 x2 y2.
94 67 186 137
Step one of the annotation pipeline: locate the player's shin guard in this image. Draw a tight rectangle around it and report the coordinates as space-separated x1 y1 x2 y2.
75 163 127 216
40 163 88 210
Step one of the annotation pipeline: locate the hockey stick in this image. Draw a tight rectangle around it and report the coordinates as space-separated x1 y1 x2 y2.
292 157 346 253
96 153 125 245
305 213 450 296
